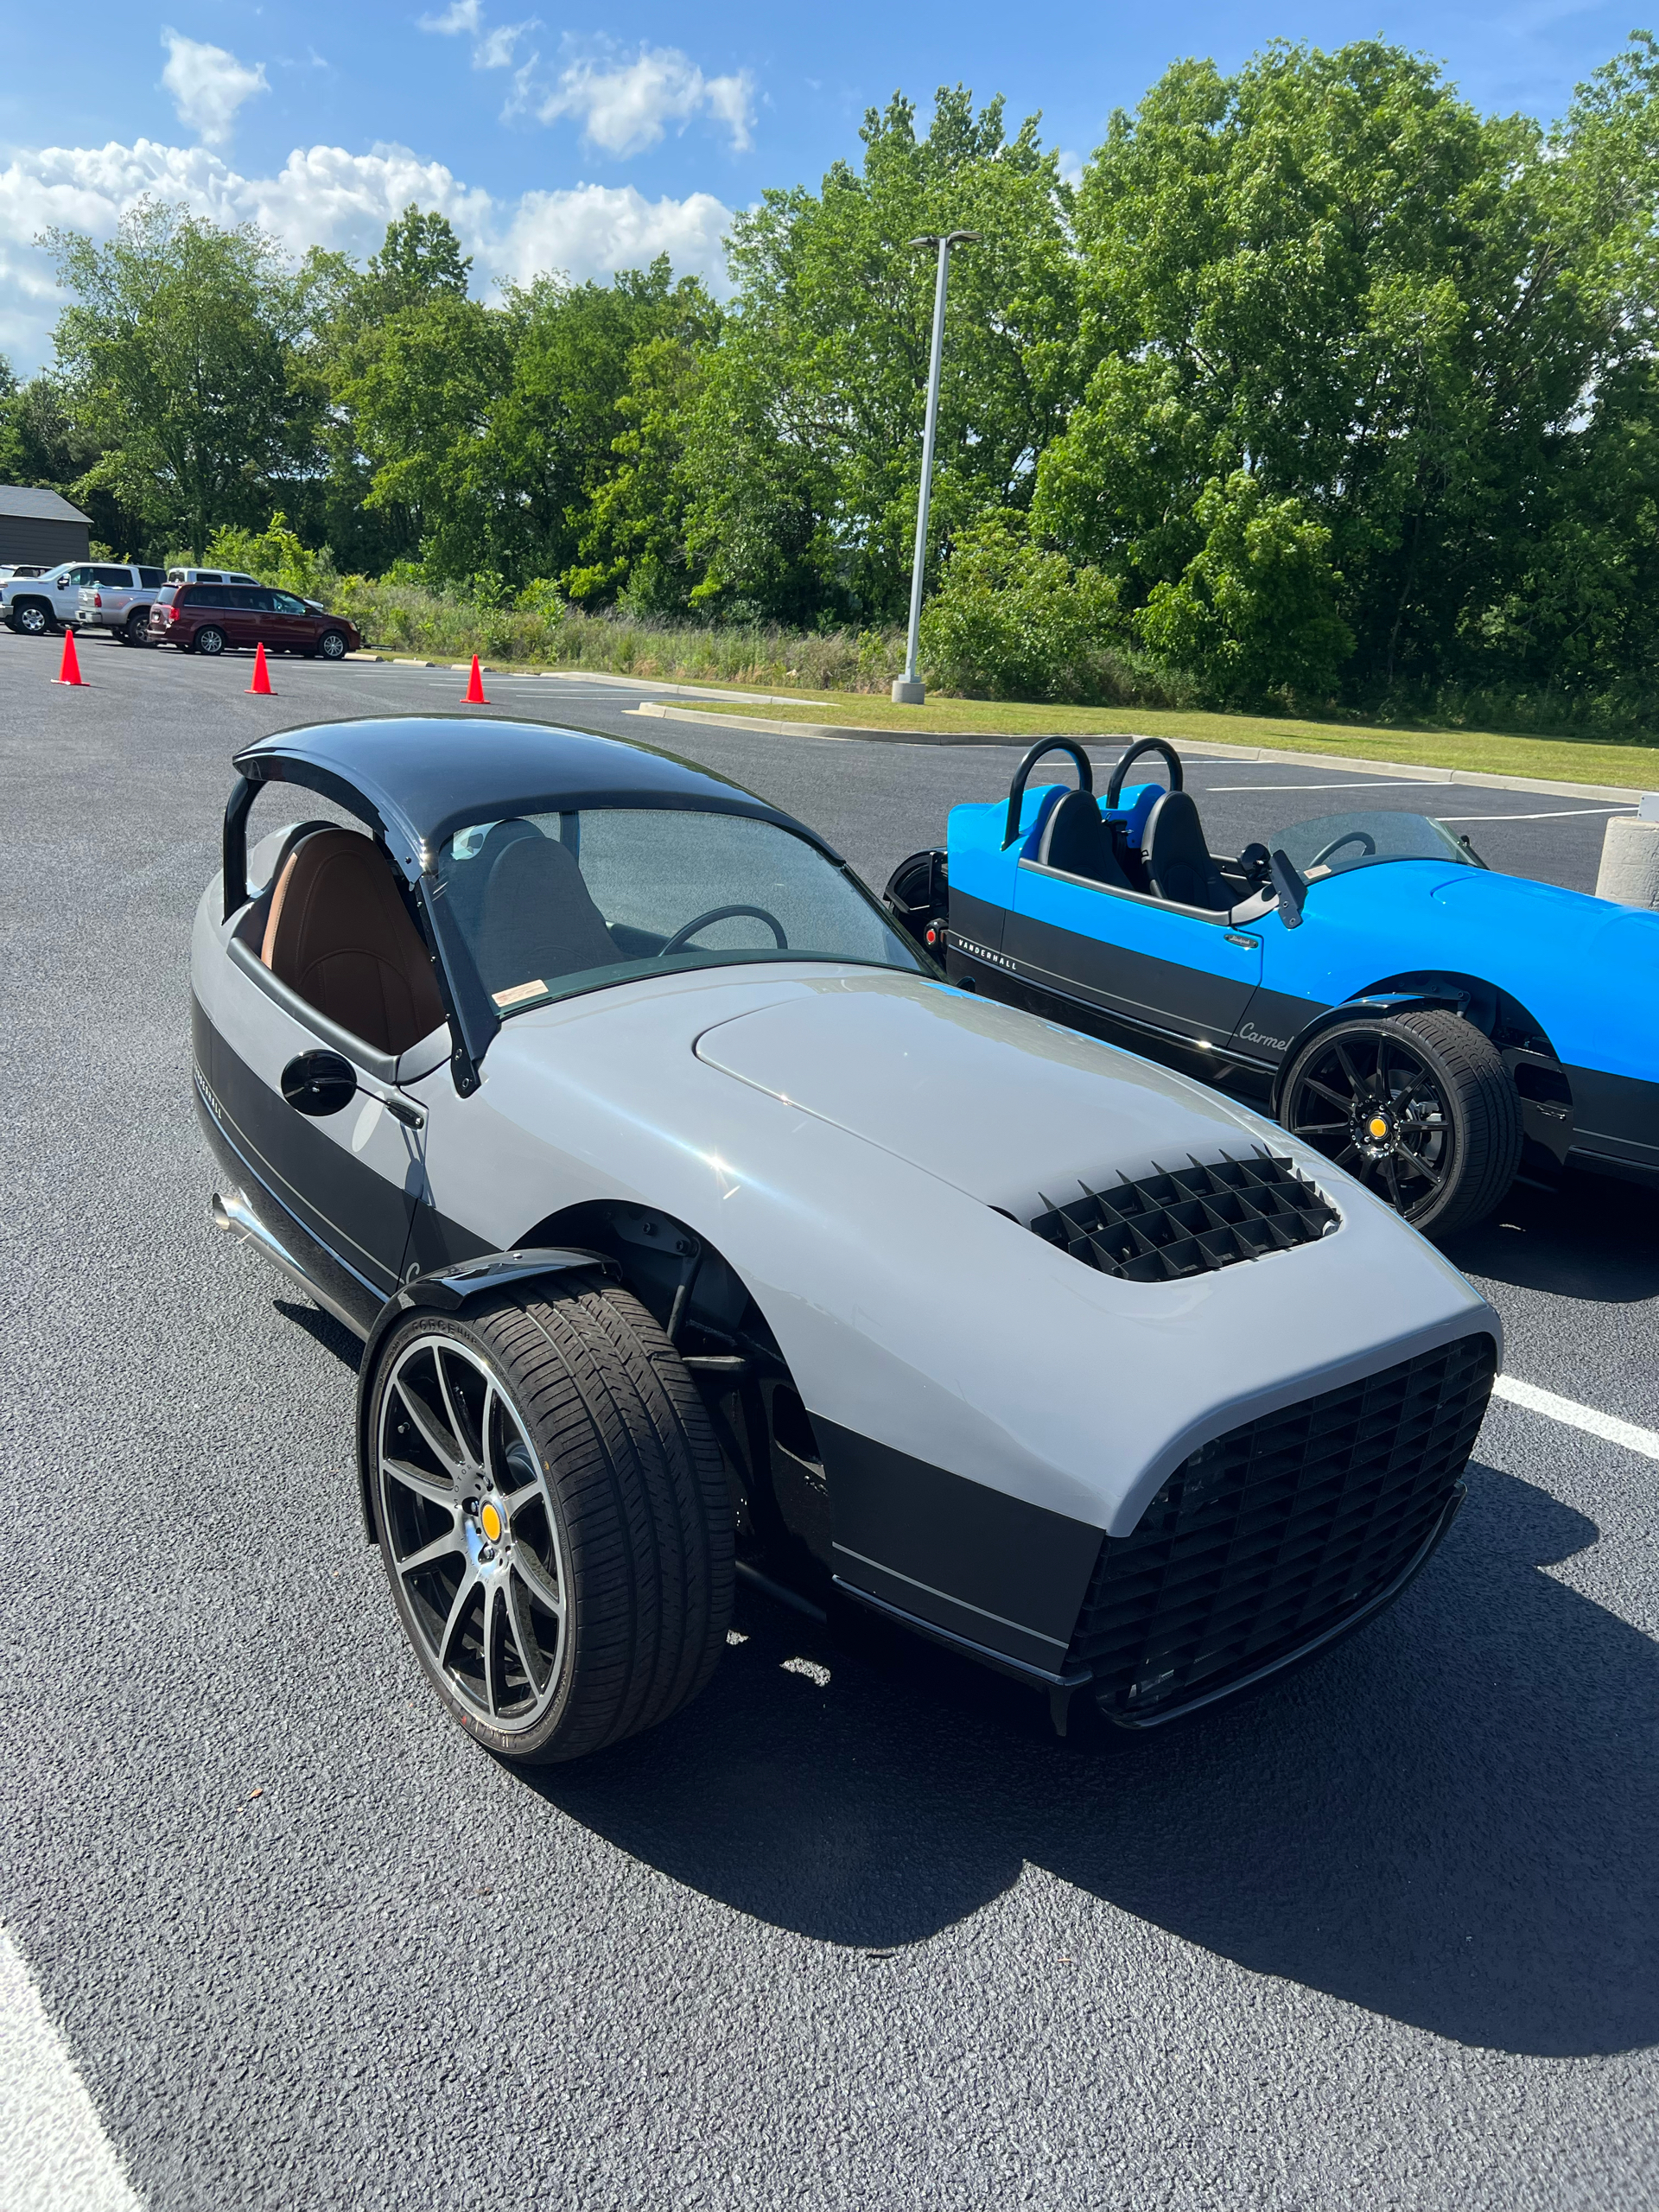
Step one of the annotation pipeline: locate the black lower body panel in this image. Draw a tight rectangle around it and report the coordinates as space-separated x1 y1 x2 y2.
1564 1063 1659 1187
817 1417 1103 1684
194 1058 384 1335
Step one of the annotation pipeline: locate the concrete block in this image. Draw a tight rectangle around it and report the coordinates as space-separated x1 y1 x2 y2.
1596 812 1659 906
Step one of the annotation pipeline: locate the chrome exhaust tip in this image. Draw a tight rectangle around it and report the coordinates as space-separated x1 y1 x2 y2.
206 1186 366 1339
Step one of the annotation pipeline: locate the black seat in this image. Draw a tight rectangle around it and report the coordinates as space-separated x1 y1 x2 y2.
1142 791 1230 911
474 831 623 997
443 818 543 944
1037 790 1132 889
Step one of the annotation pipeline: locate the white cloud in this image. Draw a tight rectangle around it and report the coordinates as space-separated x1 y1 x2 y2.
0 137 733 373
159 29 269 145
420 2 537 72
518 44 755 156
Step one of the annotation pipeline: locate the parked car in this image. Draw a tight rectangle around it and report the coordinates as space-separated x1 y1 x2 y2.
885 736 1659 1239
4 561 163 639
165 568 259 588
153 581 359 659
192 715 1500 1761
0 563 46 583
74 563 168 642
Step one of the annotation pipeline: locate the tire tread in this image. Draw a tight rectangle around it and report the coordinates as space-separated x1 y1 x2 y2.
372 1274 731 1764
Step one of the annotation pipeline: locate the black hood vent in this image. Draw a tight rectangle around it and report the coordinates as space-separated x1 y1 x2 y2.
1033 1149 1339 1283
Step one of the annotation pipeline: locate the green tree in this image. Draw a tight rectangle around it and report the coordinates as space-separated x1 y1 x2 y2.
47 200 312 558
294 207 482 573
475 259 716 588
333 285 506 579
1036 39 1649 702
683 86 1080 622
565 321 719 611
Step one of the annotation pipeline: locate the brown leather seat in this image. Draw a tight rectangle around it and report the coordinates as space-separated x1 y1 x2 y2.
262 828 445 1055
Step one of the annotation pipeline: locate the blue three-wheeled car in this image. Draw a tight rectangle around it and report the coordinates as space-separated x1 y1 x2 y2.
885 739 1659 1236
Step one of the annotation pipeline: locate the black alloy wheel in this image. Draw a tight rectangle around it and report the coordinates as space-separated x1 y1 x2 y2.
369 1276 733 1763
1280 1007 1521 1238
12 601 51 636
317 629 348 660
194 626 226 657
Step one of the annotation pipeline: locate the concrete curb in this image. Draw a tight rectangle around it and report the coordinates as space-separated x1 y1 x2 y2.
627 700 1651 804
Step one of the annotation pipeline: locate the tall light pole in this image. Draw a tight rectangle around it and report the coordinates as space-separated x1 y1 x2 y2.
892 229 979 705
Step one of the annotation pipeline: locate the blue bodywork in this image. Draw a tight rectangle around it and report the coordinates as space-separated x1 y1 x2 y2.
939 766 1659 1192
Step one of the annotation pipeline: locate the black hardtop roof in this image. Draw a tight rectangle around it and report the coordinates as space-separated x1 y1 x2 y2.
233 715 829 871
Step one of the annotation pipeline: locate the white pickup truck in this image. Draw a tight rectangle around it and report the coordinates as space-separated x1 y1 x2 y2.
3 561 167 641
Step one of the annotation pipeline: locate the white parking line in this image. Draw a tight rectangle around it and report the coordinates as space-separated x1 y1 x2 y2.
1437 806 1631 822
0 1928 142 2210
1197 780 1429 791
1492 1375 1659 1460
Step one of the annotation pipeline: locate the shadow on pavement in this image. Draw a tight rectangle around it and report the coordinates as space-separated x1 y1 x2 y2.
1446 1167 1659 1302
534 1462 1657 2058
273 1297 363 1367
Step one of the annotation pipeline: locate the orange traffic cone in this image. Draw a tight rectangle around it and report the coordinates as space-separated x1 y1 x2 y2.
248 641 274 696
54 626 85 685
464 654 489 704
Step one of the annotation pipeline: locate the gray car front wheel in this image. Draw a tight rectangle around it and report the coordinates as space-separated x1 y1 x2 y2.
369 1276 734 1763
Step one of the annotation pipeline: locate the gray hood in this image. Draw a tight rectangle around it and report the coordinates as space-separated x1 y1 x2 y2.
694 969 1303 1218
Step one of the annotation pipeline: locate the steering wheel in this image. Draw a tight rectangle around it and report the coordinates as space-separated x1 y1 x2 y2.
1002 740 1094 849
1309 828 1376 870
659 904 788 957
1105 738 1184 810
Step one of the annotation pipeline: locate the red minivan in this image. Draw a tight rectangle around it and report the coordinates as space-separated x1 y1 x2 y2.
153 582 361 660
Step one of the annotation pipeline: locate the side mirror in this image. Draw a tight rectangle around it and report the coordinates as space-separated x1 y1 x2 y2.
282 1048 357 1117
1269 849 1306 930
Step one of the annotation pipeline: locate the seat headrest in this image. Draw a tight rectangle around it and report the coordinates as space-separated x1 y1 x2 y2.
1038 789 1131 889
262 827 446 1055
1142 791 1230 912
474 830 622 997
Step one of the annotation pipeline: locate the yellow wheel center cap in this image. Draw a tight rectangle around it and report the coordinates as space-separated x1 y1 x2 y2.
480 1501 504 1543
1368 1115 1390 1141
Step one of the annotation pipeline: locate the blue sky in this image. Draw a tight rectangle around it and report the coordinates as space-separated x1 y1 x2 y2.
0 0 1642 373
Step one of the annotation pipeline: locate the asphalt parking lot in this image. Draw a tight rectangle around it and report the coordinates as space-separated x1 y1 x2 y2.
3 628 1656 2210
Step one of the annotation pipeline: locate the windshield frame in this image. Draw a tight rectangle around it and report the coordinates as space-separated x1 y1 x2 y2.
427 798 939 1028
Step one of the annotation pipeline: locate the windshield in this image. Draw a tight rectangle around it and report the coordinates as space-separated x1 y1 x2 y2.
436 807 926 1014
1274 810 1483 881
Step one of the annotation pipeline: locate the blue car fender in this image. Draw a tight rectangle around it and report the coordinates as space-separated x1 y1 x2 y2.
1267 991 1471 1117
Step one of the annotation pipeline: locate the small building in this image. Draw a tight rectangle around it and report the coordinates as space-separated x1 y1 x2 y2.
0 485 92 569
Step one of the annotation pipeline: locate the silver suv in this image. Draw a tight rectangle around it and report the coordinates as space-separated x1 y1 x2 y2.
3 562 163 641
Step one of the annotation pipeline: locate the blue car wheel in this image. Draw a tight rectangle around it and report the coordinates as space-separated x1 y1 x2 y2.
1280 1007 1522 1238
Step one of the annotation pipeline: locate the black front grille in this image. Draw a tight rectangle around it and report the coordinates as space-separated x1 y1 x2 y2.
1033 1150 1339 1284
1071 1332 1496 1719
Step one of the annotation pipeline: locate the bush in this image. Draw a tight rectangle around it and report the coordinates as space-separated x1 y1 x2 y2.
918 514 1122 701
201 512 339 601
1136 473 1351 704
321 569 914 690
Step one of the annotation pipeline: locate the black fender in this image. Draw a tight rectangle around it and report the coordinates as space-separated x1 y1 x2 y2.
353 1246 619 1541
882 847 949 953
1268 991 1468 1121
